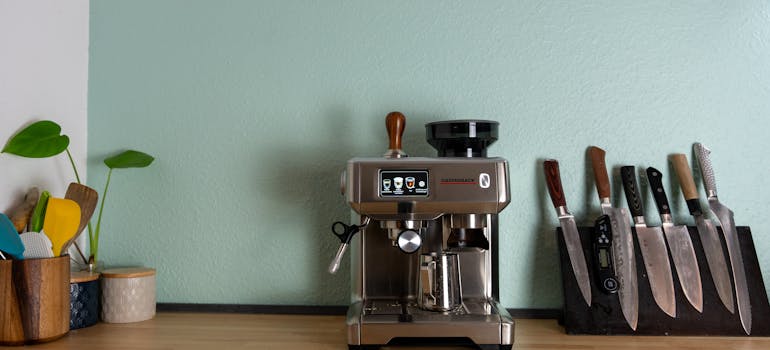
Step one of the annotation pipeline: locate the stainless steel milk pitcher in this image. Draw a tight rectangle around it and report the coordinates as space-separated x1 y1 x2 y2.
419 252 463 312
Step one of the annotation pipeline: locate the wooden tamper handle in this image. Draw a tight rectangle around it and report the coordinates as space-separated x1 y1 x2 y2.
386 112 405 152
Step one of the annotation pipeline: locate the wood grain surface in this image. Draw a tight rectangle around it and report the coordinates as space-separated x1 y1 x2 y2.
13 256 70 343
15 313 770 350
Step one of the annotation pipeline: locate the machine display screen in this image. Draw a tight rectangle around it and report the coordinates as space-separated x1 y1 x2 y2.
598 248 610 269
379 170 429 197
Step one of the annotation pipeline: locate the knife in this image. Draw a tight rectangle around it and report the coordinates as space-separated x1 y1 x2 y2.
646 167 703 313
620 166 676 318
543 159 592 307
694 143 751 335
588 146 638 330
670 153 735 314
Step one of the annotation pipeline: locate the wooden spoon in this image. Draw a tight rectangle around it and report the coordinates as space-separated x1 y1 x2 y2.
7 187 39 232
62 183 98 256
41 198 81 257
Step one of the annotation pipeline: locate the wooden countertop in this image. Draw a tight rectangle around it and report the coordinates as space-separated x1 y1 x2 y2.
26 313 770 349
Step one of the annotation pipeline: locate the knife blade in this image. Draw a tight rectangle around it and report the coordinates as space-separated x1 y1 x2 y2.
589 146 638 330
694 143 751 335
543 159 592 307
670 153 735 314
646 166 703 313
620 166 676 318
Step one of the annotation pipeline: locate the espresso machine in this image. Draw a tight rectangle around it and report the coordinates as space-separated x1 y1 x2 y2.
329 112 513 350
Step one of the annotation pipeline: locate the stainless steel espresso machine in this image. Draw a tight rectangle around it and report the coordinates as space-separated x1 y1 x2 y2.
328 112 513 350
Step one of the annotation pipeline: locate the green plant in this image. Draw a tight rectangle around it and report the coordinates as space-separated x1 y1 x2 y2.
2 120 155 262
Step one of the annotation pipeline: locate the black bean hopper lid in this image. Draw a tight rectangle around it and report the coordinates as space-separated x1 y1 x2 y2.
425 120 498 158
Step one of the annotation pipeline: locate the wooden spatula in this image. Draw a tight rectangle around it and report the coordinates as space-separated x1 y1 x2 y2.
62 183 98 255
41 198 81 257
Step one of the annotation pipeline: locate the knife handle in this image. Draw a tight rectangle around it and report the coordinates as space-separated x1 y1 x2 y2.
693 143 717 196
620 166 645 218
670 153 704 216
588 146 611 199
543 160 567 208
645 167 670 215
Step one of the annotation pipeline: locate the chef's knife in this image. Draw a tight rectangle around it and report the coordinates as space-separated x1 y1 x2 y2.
588 146 638 330
544 159 592 307
694 143 751 335
620 166 676 318
670 153 735 314
646 167 703 313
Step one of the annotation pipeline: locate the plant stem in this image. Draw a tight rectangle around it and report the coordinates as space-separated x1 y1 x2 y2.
65 148 82 184
93 168 113 262
66 147 95 259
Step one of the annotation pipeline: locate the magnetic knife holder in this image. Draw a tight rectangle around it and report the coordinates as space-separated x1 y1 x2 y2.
556 226 770 335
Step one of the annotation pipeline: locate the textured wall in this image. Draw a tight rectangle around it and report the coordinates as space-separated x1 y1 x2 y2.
1 0 89 253
88 1 770 307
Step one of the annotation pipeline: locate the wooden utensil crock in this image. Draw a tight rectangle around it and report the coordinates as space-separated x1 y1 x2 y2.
12 256 70 344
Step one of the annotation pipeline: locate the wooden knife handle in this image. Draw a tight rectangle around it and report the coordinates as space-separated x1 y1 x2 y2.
670 153 699 200
386 112 405 151
543 160 566 208
588 146 611 199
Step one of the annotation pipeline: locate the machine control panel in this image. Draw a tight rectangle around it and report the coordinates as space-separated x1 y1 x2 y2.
379 170 429 197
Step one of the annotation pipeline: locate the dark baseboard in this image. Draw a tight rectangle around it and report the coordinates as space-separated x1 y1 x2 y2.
157 303 560 319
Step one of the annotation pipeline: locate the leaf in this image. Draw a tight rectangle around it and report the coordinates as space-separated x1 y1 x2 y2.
104 150 155 169
2 121 70 158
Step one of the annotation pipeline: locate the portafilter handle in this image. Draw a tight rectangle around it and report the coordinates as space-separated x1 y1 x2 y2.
328 217 370 274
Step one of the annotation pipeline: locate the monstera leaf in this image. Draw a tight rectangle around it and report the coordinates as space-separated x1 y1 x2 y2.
2 121 70 158
104 150 155 169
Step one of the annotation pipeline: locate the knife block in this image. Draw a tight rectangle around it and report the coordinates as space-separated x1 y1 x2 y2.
556 225 770 335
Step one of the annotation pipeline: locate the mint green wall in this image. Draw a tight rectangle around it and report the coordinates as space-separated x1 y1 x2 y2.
88 1 770 307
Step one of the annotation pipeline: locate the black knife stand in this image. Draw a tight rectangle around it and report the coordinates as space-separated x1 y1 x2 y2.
556 226 770 335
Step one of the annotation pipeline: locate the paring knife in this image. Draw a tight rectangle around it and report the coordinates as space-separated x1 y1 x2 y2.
620 166 676 318
646 167 703 313
543 159 592 307
694 143 751 335
670 154 735 314
588 146 638 330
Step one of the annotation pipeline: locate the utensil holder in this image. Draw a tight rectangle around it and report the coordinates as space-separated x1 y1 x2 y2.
6 256 70 344
100 267 156 323
70 271 100 329
556 226 770 335
0 260 24 346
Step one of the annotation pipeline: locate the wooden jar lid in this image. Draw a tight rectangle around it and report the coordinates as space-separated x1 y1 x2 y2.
70 271 100 283
101 267 156 279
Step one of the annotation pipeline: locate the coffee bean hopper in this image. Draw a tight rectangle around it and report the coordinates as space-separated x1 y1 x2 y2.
329 112 512 349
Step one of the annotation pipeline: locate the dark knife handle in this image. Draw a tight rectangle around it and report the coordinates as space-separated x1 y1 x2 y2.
543 160 566 208
620 166 645 218
588 146 611 200
670 154 704 216
645 167 670 215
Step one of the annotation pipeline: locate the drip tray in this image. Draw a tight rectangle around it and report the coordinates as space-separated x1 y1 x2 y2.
362 299 499 323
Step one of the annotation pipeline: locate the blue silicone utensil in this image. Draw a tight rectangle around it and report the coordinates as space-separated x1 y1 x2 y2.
0 213 25 259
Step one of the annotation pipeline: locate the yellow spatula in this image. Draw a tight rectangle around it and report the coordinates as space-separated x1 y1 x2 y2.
42 198 81 257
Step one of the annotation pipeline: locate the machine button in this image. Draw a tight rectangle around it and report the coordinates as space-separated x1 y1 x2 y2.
479 173 490 189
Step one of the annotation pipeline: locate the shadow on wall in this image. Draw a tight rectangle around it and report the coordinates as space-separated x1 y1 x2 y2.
253 106 361 304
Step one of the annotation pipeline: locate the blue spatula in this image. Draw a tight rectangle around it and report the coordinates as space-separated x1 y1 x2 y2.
0 213 25 259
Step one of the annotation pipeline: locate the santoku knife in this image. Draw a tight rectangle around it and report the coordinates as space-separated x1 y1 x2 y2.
620 166 676 318
646 167 703 313
694 143 751 335
670 153 735 315
589 146 638 330
544 159 592 307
